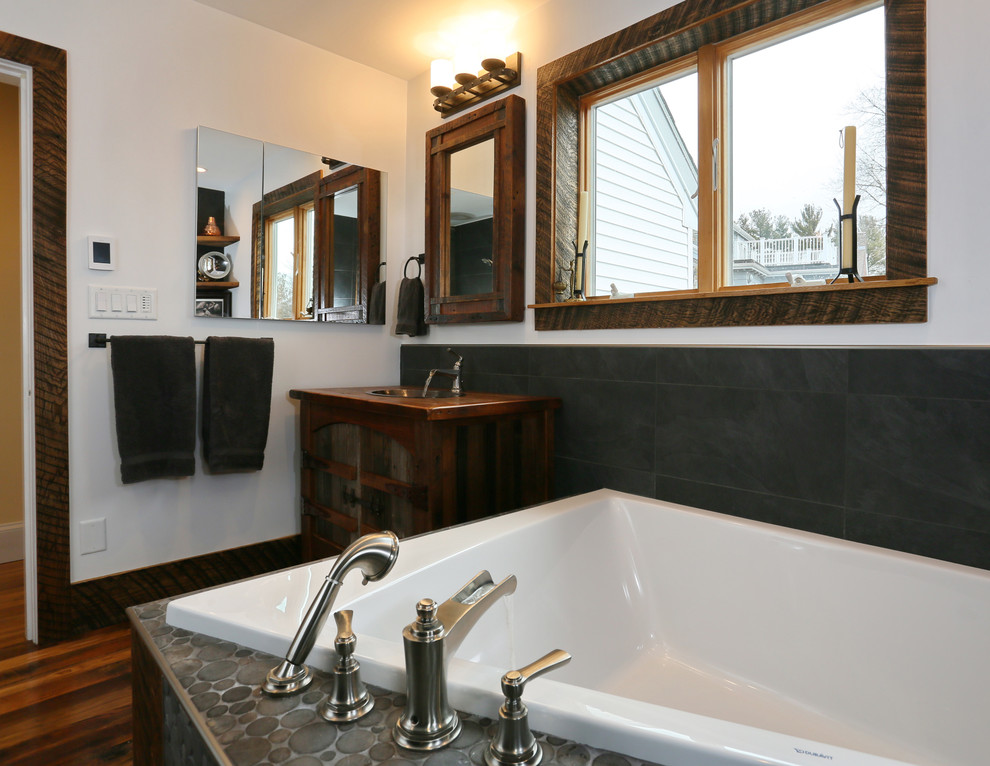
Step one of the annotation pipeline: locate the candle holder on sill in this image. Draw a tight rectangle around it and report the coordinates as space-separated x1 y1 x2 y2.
831 195 863 283
567 240 588 301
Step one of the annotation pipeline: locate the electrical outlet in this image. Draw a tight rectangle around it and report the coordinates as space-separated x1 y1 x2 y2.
89 285 158 319
79 517 107 555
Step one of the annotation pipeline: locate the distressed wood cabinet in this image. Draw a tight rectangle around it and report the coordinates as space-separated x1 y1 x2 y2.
290 387 561 560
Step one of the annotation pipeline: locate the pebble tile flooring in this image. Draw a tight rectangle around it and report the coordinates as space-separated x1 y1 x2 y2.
133 601 665 766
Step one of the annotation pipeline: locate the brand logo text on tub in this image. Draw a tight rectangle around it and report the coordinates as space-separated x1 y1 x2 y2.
795 747 834 760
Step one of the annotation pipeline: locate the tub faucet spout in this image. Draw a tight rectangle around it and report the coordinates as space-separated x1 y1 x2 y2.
395 570 517 750
263 531 400 696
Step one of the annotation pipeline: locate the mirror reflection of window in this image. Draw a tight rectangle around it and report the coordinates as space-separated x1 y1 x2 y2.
448 138 495 296
263 201 314 320
330 186 360 307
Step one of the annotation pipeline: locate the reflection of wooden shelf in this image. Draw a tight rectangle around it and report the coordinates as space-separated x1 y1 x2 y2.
197 235 240 246
197 281 239 290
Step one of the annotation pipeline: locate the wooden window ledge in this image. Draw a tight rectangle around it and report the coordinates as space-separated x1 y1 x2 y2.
531 277 937 330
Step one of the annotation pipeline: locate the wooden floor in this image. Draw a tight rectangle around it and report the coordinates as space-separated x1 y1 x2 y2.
0 560 133 765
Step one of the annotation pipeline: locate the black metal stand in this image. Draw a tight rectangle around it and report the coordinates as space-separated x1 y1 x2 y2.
831 195 863 283
568 240 588 301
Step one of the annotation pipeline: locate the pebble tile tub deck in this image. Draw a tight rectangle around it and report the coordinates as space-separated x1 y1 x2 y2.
132 601 665 766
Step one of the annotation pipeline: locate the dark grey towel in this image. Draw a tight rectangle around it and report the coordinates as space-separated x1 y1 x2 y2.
368 279 386 324
110 336 196 484
202 337 275 473
395 277 427 336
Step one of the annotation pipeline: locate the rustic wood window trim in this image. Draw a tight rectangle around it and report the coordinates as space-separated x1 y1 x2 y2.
534 0 930 330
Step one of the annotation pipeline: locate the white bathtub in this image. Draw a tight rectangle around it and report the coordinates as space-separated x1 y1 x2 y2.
166 490 990 766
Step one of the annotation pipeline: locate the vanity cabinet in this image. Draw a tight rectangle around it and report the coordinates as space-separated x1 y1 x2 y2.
291 387 560 560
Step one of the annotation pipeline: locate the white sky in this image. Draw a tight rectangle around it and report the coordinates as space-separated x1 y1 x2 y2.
660 6 885 227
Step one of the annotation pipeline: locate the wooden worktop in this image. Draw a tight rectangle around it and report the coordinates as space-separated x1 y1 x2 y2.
289 386 560 421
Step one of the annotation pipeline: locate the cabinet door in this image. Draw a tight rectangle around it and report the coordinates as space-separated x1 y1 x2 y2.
307 422 425 553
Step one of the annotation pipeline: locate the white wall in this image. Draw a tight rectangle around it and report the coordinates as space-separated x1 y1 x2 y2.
403 0 990 348
0 0 409 581
2 0 987 581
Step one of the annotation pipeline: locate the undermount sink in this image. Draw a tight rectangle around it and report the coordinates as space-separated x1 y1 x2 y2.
368 387 461 399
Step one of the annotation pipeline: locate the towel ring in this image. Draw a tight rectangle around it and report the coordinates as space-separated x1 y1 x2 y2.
375 262 386 282
404 254 424 280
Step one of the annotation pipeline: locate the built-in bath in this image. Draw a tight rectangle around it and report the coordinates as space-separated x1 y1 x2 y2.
166 490 990 766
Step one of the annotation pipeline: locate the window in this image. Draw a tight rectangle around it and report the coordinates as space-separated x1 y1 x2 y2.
536 0 931 330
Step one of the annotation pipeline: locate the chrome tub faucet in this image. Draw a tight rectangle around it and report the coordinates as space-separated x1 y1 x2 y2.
262 531 400 696
423 347 465 396
394 570 517 750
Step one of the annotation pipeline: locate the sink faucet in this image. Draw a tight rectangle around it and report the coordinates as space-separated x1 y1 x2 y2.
423 347 464 396
394 570 517 750
263 531 400 696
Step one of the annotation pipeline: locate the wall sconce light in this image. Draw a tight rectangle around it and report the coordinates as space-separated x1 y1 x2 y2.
430 52 521 118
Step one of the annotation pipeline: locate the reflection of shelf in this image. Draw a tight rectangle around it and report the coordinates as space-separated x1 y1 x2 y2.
197 235 240 246
197 281 239 290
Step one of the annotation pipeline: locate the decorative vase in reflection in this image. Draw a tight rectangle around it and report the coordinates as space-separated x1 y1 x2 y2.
203 216 221 236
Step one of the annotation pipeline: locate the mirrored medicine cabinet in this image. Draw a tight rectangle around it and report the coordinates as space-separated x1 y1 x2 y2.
195 126 384 322
425 94 525 324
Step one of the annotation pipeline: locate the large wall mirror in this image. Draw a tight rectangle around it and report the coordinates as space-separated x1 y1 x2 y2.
425 94 524 324
196 126 384 322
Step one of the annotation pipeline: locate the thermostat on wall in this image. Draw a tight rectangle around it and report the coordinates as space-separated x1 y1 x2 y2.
88 236 115 270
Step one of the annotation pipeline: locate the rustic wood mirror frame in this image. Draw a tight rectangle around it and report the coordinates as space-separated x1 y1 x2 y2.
313 164 382 323
534 0 931 330
425 94 525 324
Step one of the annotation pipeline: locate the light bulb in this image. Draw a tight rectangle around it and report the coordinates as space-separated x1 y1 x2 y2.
430 59 453 96
453 50 479 85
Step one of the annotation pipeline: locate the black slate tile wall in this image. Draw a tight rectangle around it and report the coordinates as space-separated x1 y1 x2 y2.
400 345 990 570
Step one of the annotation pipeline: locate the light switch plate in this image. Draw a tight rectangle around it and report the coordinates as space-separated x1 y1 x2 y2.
89 285 158 319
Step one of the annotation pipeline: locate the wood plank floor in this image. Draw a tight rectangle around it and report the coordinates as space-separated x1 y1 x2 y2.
0 560 133 765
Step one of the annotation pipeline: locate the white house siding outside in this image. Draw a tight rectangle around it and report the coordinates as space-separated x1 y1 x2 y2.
591 92 698 296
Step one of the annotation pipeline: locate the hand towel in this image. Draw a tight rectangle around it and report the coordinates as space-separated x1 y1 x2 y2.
367 279 386 325
395 276 427 336
110 336 196 484
202 337 275 473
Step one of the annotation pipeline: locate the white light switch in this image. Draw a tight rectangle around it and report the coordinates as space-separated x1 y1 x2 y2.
79 517 107 555
89 285 158 320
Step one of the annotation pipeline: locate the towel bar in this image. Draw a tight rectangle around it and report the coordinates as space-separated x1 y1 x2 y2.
88 333 272 348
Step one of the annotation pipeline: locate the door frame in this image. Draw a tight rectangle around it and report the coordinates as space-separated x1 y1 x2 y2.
1 56 37 641
0 31 69 644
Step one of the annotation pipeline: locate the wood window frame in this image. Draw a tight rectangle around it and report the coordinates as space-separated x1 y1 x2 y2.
262 203 314 319
534 0 931 330
251 170 321 319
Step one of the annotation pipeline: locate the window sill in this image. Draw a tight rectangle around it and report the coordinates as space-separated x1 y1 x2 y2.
531 277 937 330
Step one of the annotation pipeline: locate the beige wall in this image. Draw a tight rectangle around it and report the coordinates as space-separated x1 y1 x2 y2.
0 82 22 530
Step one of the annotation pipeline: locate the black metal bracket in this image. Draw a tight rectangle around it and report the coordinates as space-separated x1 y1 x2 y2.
831 195 863 284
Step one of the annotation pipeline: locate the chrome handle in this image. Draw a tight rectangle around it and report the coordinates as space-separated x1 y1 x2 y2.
487 649 571 766
501 649 570 702
447 347 463 367
334 609 354 646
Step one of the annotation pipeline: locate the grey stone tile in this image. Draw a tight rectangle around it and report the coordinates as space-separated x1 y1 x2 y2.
655 385 846 505
655 347 847 393
849 348 990 400
400 344 528 377
529 346 657 382
652 474 844 538
845 509 990 570
845 394 990 533
530 377 656 472
554 456 655 498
